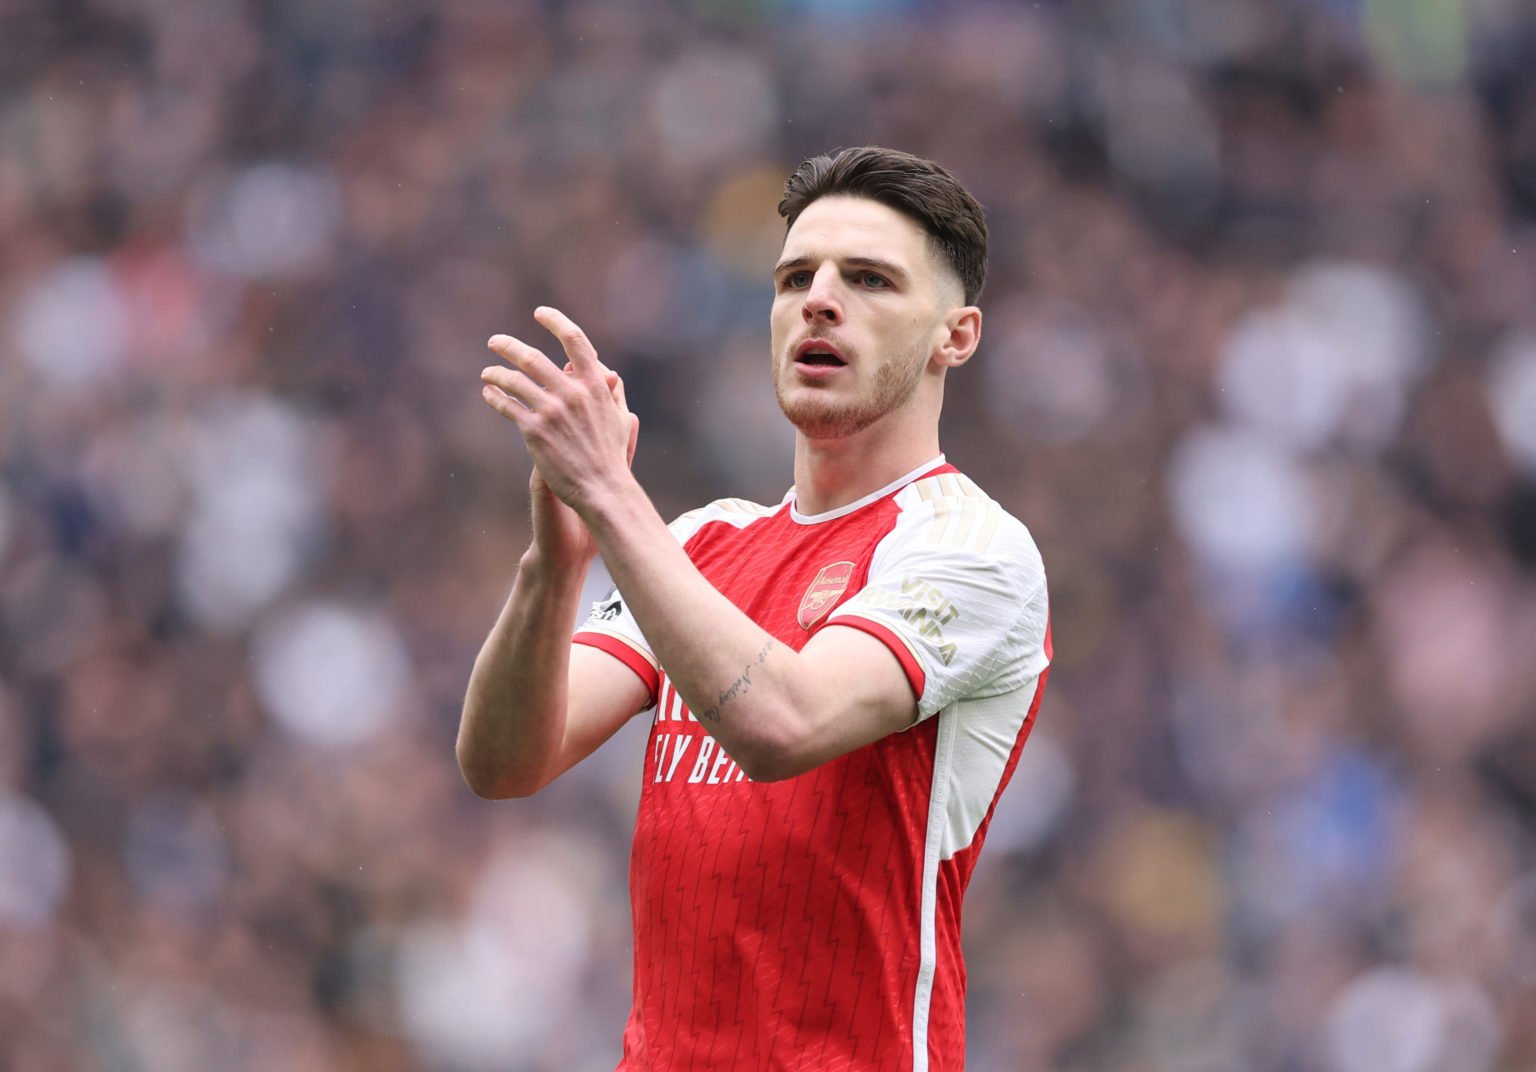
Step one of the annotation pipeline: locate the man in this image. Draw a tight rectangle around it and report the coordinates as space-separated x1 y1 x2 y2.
458 147 1051 1071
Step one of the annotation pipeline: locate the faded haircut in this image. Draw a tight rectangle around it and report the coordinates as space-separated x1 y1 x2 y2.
778 146 988 305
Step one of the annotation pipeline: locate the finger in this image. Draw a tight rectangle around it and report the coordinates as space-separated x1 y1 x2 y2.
613 375 637 463
534 307 602 377
567 356 619 393
488 333 562 390
481 365 543 409
481 382 533 426
563 362 618 397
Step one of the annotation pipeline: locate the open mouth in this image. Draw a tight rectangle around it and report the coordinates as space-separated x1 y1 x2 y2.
794 340 848 368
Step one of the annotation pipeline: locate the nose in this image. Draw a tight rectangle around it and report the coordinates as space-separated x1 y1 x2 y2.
802 266 843 325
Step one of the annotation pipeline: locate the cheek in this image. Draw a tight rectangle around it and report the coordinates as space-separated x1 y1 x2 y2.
771 301 805 348
890 310 936 349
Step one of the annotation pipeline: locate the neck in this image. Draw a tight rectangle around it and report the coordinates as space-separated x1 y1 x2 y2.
791 415 942 516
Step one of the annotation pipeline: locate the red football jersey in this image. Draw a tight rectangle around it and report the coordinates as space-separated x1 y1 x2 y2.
574 457 1051 1071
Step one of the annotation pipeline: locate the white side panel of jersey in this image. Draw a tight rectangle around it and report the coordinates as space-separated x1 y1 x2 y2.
910 697 959 1072
938 685 1041 859
860 474 1050 1072
827 475 1049 720
573 497 781 663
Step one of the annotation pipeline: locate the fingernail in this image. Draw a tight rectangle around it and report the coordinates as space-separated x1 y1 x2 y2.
488 334 507 347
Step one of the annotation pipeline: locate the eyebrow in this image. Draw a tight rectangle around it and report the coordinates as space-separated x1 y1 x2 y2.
773 255 911 284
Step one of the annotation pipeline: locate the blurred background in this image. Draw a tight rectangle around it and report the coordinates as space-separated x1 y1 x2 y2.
3 0 1536 1068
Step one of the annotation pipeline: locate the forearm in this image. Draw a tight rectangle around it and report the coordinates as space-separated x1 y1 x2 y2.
457 548 588 798
583 480 815 781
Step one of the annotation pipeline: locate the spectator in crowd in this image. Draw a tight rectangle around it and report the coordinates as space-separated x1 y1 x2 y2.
1 2 1534 1069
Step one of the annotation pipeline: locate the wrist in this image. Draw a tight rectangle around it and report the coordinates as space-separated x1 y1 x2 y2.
518 544 592 590
575 471 650 542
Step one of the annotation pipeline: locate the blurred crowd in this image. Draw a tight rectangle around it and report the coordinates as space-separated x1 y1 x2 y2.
3 0 1535 1068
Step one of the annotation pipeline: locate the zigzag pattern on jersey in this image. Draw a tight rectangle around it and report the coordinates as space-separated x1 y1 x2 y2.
767 768 823 1067
803 760 882 1069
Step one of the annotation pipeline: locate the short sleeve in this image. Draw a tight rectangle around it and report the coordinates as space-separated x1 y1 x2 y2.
827 505 1049 721
573 587 659 702
570 502 756 705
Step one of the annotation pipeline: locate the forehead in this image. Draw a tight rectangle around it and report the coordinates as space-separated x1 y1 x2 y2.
780 196 934 274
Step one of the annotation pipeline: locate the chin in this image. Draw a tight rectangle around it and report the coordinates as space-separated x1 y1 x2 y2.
776 391 885 440
772 351 924 439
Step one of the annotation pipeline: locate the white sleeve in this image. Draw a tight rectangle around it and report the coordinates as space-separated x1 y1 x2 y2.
827 504 1049 721
573 584 655 661
571 500 773 697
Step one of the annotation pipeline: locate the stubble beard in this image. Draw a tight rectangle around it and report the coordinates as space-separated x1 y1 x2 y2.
773 340 928 440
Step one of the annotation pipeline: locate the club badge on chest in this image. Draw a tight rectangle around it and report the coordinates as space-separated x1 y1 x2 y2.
798 561 856 630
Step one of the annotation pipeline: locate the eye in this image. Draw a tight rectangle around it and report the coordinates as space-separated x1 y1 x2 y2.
858 271 889 289
783 270 812 289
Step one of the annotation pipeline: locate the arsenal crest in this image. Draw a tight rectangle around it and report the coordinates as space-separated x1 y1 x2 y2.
798 561 855 629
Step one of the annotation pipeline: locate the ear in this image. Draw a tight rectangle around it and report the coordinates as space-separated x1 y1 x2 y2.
935 306 981 369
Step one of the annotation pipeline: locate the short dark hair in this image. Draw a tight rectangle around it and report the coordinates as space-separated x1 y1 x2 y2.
778 146 988 305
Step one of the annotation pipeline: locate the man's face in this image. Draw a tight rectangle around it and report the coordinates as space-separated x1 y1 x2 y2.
770 196 956 439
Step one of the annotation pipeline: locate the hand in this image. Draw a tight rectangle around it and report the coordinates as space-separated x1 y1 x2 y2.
527 371 637 569
482 308 640 564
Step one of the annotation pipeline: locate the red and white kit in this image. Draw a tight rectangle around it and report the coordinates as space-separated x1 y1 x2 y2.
574 457 1051 1072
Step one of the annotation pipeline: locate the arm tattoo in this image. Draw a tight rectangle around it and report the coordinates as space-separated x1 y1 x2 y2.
698 640 775 724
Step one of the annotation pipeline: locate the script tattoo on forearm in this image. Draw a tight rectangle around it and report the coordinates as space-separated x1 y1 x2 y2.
698 640 775 724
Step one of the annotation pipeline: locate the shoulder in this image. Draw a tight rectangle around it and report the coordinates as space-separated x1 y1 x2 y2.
887 470 1044 583
667 495 784 544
